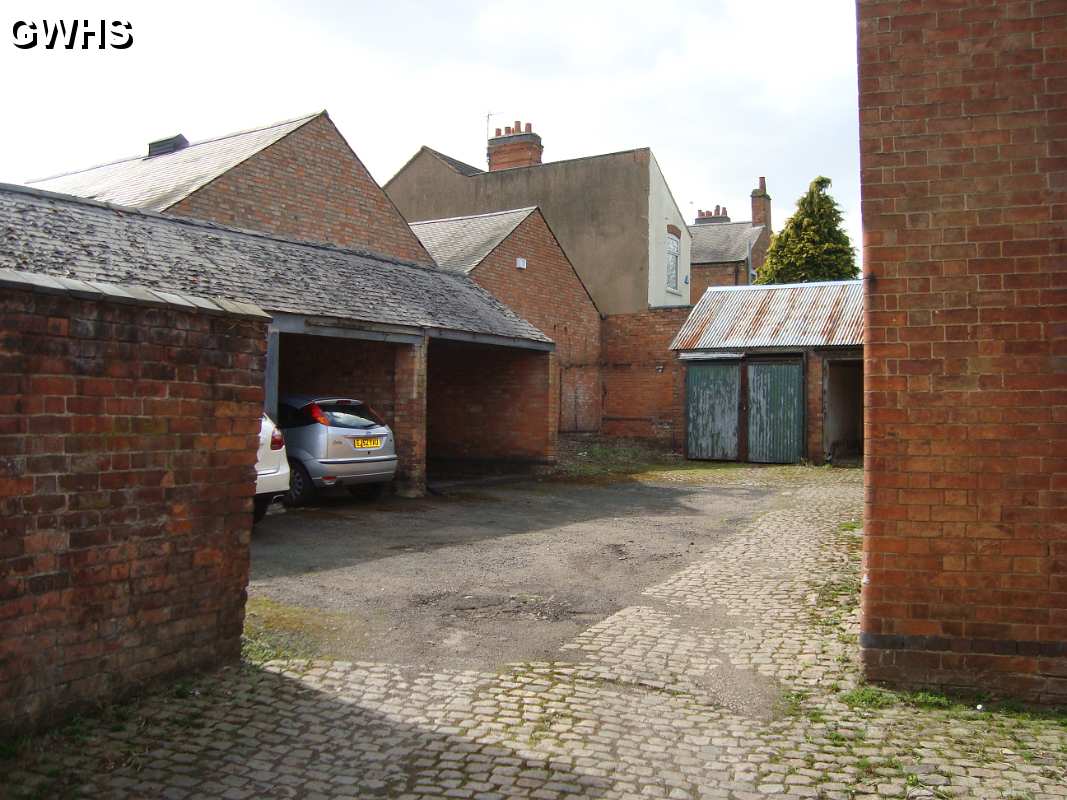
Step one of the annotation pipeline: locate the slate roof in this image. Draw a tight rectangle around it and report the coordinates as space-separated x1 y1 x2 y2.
26 113 320 211
0 183 552 347
671 280 863 351
409 208 537 274
423 147 485 177
0 268 269 320
689 221 765 264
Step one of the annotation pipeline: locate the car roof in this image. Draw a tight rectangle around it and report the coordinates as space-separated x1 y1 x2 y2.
279 394 363 408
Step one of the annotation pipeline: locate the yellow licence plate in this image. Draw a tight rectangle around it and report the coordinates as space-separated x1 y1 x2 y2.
352 437 382 449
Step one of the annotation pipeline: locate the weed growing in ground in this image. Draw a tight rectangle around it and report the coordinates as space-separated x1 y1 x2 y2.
840 685 897 709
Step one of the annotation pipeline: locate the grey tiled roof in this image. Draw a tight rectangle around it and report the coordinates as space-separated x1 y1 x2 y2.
423 147 485 177
689 221 765 264
26 113 320 211
0 184 551 346
409 208 537 274
0 267 269 319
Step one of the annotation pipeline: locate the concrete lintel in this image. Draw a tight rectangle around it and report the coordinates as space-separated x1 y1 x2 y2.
427 328 554 352
269 312 424 345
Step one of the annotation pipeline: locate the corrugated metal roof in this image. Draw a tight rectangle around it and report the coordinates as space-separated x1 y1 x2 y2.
410 207 536 273
689 221 765 263
671 280 863 351
27 113 320 211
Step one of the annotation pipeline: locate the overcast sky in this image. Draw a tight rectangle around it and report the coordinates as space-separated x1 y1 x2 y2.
1 0 861 263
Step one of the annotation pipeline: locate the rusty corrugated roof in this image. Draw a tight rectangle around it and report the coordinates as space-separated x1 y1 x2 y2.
670 279 863 351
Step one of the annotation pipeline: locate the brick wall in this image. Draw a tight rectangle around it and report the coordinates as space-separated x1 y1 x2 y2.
601 308 690 447
169 113 434 266
859 0 1067 702
0 287 265 733
691 261 746 299
471 211 601 432
278 334 397 424
427 340 556 463
807 351 824 465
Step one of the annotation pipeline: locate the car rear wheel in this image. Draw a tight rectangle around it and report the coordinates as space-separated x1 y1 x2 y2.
347 482 385 501
285 461 316 507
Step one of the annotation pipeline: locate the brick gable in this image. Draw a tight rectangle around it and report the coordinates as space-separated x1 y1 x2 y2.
468 211 602 432
169 113 433 265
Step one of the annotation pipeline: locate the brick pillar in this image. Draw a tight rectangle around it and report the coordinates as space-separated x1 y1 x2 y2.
546 352 560 463
393 339 427 497
858 0 1067 703
806 352 824 465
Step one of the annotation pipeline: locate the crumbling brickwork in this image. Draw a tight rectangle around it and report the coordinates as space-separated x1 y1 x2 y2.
859 0 1067 702
0 286 265 733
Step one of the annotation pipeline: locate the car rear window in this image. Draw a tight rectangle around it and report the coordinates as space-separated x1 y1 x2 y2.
319 401 383 429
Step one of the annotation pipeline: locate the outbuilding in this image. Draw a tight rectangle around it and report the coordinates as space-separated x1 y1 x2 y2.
670 280 863 465
0 183 556 495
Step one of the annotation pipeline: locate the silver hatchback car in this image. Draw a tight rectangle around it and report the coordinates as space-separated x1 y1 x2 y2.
277 395 397 504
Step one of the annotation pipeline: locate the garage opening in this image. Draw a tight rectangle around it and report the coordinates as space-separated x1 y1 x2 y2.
427 338 554 477
824 359 863 463
278 333 398 423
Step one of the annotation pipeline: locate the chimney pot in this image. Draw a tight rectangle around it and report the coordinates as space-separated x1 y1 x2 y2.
723 206 728 217
487 116 543 171
714 205 720 216
759 176 767 193
495 127 502 137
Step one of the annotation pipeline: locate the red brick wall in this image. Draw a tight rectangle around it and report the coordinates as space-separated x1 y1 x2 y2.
394 342 428 494
859 0 1067 702
601 308 689 447
427 339 556 462
278 334 397 424
169 113 434 266
807 351 824 465
691 261 745 300
0 288 265 734
471 211 601 432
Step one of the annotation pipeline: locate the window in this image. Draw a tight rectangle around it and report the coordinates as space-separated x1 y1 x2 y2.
666 233 680 292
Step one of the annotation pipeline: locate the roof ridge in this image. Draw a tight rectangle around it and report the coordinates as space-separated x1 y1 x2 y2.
409 206 538 226
0 181 439 273
28 111 323 183
422 146 484 176
705 279 863 292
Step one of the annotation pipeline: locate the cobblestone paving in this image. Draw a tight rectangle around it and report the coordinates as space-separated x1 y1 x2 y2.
5 467 1067 799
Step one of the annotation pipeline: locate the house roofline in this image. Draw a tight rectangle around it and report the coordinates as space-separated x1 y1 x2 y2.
27 111 324 184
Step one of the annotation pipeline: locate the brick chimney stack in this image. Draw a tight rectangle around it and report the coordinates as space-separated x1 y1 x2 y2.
487 120 543 171
694 205 730 224
751 176 771 231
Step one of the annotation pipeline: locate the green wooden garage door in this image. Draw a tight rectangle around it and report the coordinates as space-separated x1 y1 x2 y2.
686 362 740 460
747 361 804 464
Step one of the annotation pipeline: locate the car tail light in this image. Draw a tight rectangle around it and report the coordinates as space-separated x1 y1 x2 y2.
308 403 330 426
270 427 284 450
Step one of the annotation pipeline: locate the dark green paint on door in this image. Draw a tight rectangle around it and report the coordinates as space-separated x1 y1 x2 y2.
686 362 740 460
747 361 804 463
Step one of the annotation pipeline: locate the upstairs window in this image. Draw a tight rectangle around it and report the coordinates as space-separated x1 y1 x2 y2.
666 232 680 292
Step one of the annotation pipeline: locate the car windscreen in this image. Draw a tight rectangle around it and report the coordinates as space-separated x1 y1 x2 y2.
318 401 382 429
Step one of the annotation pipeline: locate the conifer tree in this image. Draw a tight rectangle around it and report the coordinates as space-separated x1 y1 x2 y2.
755 176 857 284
